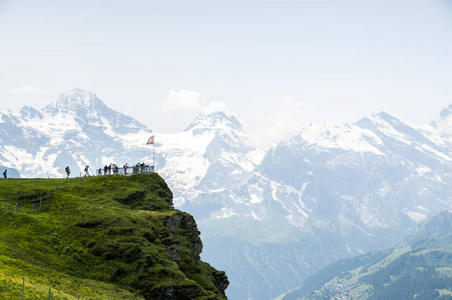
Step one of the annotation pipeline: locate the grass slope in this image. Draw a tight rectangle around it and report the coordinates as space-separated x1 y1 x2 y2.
0 174 228 299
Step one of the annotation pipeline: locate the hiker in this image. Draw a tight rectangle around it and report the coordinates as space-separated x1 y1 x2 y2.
113 164 119 174
2 169 6 179
108 164 112 175
134 163 139 174
123 163 128 175
104 165 108 175
98 167 102 176
84 165 90 177
65 166 71 178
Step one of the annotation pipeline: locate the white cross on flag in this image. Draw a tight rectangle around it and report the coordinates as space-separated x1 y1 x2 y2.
146 135 155 145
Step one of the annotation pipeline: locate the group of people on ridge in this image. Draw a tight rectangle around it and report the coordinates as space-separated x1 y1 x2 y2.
98 162 149 175
2 162 151 179
63 162 150 178
102 163 119 175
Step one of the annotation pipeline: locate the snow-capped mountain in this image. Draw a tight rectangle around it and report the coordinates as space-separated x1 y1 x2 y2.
0 89 153 177
1 89 451 300
156 111 264 208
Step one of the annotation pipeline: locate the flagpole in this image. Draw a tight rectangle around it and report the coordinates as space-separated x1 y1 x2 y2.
147 134 156 173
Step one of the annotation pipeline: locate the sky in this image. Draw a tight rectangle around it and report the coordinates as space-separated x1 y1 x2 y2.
1 0 451 146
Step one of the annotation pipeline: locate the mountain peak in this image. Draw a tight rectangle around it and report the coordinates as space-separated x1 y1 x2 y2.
44 88 107 114
184 111 242 133
432 104 452 137
358 110 416 132
19 105 42 119
439 104 452 120
373 110 404 122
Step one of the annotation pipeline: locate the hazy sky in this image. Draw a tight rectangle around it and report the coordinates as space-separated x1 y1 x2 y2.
1 0 451 145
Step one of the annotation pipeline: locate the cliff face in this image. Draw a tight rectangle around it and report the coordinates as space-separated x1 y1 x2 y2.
0 173 228 299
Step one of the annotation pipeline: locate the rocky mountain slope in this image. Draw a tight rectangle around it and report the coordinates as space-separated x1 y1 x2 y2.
1 89 450 299
0 174 228 299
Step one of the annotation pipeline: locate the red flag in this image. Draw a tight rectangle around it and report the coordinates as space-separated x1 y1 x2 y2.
146 135 155 145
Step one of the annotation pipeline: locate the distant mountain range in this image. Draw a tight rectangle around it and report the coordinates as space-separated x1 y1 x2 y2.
281 210 452 300
1 89 451 299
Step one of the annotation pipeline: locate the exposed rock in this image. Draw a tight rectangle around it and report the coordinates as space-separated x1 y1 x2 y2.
165 212 203 256
162 211 229 296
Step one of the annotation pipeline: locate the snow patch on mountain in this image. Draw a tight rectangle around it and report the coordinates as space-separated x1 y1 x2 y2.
366 113 415 145
407 211 428 222
157 130 216 194
415 166 431 176
213 207 238 219
416 144 451 161
292 122 385 155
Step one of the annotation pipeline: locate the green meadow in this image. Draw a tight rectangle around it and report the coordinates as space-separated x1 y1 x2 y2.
0 174 228 299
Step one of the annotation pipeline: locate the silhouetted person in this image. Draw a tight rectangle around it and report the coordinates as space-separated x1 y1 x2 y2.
2 169 6 179
65 166 71 178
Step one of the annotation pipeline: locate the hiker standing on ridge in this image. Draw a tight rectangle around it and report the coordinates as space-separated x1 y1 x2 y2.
65 166 71 178
2 169 6 179
84 165 90 177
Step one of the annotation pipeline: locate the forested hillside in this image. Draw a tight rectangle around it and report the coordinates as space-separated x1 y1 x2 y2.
283 211 452 300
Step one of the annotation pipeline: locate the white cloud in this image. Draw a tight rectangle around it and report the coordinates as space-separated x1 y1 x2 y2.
161 89 231 115
162 90 205 114
246 93 310 147
9 85 52 95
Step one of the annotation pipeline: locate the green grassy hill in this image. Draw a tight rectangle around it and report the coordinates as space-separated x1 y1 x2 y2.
282 211 452 300
0 174 228 299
